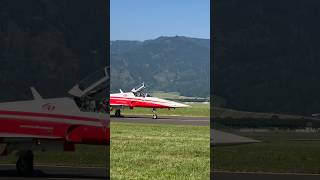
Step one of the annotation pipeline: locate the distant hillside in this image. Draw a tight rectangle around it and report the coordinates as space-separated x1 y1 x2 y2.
213 0 320 115
110 36 210 97
0 0 107 101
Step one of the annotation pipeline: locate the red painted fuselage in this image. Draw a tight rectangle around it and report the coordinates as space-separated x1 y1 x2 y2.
110 92 189 109
0 98 109 146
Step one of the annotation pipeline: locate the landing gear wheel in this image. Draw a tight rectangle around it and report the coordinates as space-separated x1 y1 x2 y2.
115 109 121 117
16 150 34 176
152 114 158 119
152 108 158 119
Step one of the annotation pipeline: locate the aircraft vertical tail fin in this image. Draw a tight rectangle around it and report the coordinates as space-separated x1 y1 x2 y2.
30 87 43 100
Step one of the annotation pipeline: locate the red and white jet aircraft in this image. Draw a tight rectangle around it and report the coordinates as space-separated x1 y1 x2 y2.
110 83 189 119
0 68 109 176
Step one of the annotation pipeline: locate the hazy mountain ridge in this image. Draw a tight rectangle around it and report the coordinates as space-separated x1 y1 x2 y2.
0 0 107 101
214 0 320 115
111 36 210 98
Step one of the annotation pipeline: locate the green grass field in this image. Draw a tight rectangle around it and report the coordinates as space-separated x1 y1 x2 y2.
0 144 108 167
121 102 209 117
212 131 320 173
111 122 210 180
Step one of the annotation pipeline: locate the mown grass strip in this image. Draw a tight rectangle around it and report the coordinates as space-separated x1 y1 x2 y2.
212 132 320 174
0 144 108 167
111 122 210 180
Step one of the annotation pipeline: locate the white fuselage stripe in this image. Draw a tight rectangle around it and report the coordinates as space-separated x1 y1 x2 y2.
0 114 104 127
110 97 171 106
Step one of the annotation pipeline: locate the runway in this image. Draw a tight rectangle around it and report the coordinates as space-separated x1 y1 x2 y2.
211 171 320 180
111 115 209 126
0 164 108 180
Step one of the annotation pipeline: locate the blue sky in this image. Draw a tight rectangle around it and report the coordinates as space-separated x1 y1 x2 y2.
111 0 210 41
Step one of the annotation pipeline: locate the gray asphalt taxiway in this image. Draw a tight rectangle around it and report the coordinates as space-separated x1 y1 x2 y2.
0 164 108 180
211 171 320 180
111 115 209 126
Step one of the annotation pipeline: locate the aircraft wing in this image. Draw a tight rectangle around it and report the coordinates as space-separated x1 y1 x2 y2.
211 129 260 146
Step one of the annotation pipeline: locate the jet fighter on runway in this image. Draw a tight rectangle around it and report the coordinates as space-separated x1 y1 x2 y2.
110 83 189 119
0 67 109 176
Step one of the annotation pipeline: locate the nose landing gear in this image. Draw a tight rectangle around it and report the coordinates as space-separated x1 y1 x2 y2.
152 109 158 119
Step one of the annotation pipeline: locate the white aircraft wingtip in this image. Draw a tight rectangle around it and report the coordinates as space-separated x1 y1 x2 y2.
171 102 190 108
181 103 191 107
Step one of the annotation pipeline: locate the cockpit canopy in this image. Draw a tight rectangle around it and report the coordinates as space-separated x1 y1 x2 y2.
68 67 108 100
131 83 152 97
133 91 152 97
68 67 109 113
